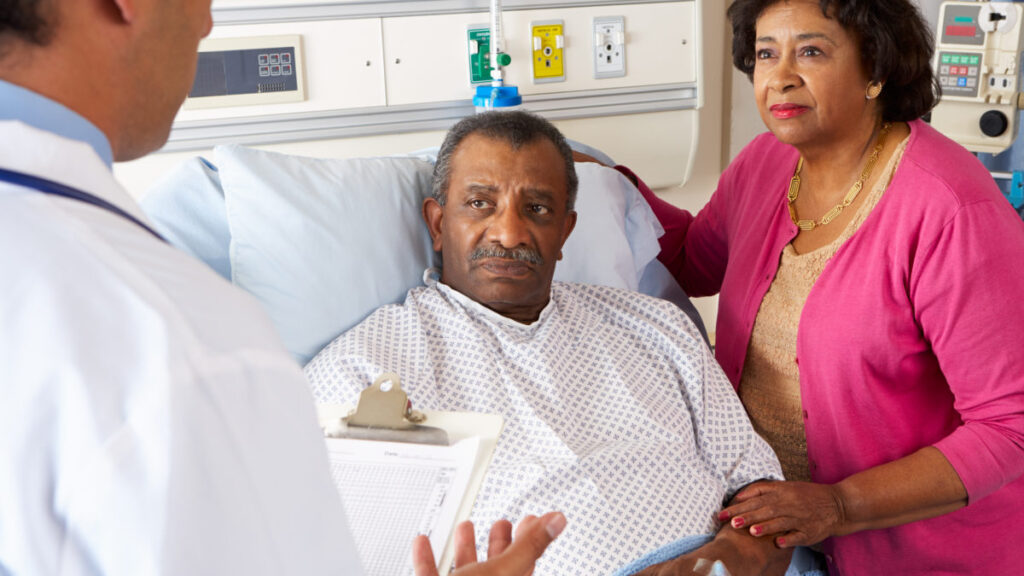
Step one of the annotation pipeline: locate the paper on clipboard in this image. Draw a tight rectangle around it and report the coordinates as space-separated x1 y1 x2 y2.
318 404 503 576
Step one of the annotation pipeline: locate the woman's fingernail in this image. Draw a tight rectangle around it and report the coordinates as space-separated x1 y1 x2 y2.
718 510 731 521
777 537 786 547
751 525 763 536
545 513 567 539
731 517 745 529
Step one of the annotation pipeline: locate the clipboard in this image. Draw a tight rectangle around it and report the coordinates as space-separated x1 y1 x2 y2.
317 374 503 576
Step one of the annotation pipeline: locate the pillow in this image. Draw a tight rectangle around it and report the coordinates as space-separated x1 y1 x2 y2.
149 145 668 365
557 163 662 291
140 157 232 280
216 145 436 365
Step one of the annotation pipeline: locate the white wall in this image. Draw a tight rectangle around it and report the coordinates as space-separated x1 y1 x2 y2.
652 0 727 336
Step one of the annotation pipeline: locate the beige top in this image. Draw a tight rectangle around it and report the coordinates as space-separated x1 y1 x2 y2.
739 136 909 482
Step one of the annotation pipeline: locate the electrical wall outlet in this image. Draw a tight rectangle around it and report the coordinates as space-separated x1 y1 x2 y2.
531 20 565 83
594 16 626 79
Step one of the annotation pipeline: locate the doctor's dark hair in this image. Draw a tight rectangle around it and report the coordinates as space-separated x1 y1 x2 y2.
728 0 939 122
432 110 579 210
0 0 57 50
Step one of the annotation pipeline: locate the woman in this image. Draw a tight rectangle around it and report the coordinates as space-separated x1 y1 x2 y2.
624 0 1024 573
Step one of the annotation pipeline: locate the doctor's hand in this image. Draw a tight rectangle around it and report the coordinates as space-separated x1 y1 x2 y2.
412 511 567 576
718 480 843 548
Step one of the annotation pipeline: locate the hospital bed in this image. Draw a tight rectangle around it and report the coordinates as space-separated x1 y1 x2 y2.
136 141 836 575
139 140 708 365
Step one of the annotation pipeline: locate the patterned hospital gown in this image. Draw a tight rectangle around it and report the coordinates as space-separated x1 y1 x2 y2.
305 280 782 575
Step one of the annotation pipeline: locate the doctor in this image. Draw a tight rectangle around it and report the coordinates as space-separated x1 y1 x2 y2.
0 1 563 575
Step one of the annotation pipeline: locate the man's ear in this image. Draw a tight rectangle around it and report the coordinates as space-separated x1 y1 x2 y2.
557 210 577 261
423 197 444 253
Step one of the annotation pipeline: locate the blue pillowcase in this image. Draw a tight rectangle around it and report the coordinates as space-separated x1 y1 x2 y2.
141 145 669 364
141 157 232 281
218 146 438 365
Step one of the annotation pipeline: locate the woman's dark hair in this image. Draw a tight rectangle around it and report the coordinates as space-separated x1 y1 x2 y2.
727 0 939 122
0 0 56 49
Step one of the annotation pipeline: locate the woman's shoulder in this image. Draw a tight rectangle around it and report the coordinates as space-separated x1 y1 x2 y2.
896 119 1004 208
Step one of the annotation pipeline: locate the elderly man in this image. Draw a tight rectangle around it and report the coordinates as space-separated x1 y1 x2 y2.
0 2 559 575
305 111 793 576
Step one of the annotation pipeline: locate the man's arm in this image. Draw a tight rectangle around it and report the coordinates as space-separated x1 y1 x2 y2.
631 522 791 576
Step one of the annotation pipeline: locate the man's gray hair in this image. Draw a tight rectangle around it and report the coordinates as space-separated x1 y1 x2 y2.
431 110 579 210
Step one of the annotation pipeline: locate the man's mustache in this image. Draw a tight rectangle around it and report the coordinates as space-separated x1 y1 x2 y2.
470 245 544 266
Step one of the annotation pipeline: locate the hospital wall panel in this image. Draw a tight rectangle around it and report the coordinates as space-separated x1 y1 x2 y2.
113 0 726 332
177 18 387 121
117 0 707 194
382 3 695 106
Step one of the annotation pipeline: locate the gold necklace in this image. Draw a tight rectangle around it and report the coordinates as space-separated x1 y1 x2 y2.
788 122 892 231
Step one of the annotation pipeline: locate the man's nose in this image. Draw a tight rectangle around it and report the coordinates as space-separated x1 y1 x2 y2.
488 206 531 248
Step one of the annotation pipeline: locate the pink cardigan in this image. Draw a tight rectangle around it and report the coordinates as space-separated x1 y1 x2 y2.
623 120 1024 574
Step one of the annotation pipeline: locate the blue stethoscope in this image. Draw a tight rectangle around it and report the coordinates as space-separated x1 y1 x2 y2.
0 166 166 243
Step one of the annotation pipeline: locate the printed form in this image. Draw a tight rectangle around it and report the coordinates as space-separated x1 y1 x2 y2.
326 437 481 576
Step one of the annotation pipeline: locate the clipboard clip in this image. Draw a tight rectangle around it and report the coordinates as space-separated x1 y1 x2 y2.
323 373 449 446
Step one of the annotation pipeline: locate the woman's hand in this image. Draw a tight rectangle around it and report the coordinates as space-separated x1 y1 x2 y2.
718 481 845 548
719 448 968 549
571 150 607 165
412 512 567 576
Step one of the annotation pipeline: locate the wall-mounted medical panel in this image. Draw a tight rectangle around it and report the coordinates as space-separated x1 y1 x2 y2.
155 0 701 191
184 35 305 110
382 2 696 106
175 18 386 122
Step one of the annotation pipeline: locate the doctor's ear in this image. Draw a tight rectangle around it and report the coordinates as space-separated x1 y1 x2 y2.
423 197 444 252
109 0 139 23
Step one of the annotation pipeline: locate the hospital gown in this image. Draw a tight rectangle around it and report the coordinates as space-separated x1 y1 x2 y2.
305 279 782 575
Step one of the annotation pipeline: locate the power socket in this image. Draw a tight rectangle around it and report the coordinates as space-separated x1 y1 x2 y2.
594 16 625 79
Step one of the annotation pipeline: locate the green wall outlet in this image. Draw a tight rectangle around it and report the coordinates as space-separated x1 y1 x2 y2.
468 27 493 84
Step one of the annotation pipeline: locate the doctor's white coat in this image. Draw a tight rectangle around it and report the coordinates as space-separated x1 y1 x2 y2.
0 120 362 576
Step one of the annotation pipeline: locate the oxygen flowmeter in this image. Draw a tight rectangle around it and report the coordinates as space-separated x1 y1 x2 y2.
473 0 522 111
930 1 1024 154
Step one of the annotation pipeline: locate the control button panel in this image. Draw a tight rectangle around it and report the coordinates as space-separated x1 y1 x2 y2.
938 52 981 97
185 34 305 110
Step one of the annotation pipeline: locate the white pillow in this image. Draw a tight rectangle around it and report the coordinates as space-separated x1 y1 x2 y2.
140 157 232 281
217 145 436 365
557 163 662 291
202 146 664 365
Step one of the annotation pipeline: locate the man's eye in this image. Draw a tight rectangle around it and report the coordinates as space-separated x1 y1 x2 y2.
530 205 551 215
469 199 489 209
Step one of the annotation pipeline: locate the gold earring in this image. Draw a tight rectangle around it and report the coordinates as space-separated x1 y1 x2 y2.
865 82 883 100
